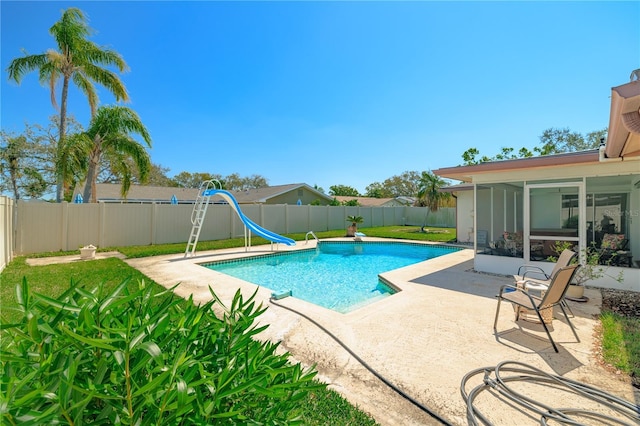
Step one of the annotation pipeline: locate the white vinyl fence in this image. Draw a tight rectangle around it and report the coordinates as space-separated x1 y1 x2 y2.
1 196 15 271
14 200 455 255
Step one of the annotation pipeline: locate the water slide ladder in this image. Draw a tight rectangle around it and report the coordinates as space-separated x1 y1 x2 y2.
184 180 218 257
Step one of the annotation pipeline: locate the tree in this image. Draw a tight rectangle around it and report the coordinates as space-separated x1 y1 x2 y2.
416 171 452 230
80 105 151 202
0 117 84 200
172 172 222 188
364 182 393 198
0 135 47 199
346 215 364 237
379 171 421 197
461 127 607 165
100 161 175 187
536 128 603 155
7 7 129 202
329 184 360 196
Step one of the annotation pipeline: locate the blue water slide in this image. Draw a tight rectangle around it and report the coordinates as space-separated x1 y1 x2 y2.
203 189 296 246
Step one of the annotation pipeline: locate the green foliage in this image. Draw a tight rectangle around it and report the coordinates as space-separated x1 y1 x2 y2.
81 105 153 202
600 311 640 382
461 127 607 165
342 199 360 206
550 241 624 286
329 184 360 197
346 215 364 225
416 171 451 211
1 278 322 424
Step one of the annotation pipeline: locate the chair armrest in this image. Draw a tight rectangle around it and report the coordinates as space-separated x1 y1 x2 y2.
517 265 549 279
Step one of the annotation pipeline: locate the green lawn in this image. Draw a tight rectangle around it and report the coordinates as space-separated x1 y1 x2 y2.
600 311 640 387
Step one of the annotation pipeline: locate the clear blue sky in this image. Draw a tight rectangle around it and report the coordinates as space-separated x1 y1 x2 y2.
2 1 638 194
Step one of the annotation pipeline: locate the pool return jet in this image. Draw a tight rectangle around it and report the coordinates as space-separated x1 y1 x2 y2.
184 180 296 257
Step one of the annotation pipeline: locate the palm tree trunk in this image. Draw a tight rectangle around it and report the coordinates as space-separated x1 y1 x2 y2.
83 147 100 203
56 76 70 202
83 135 103 203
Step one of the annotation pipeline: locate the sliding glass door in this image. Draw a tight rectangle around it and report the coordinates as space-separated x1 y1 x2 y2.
524 181 585 262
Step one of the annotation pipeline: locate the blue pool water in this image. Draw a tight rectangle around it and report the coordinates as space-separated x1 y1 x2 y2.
203 242 460 313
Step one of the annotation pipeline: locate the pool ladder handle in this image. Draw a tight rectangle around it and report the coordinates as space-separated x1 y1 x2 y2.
305 231 318 244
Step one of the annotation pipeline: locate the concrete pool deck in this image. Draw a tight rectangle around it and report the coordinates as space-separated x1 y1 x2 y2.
123 238 639 425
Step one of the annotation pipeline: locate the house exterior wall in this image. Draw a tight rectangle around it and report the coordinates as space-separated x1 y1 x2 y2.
460 159 640 292
269 188 331 205
455 191 474 243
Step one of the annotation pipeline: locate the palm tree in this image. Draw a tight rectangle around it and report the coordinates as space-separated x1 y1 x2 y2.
81 105 152 203
416 171 451 231
7 7 129 202
346 215 364 237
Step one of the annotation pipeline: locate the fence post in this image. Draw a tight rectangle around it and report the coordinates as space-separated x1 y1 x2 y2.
99 202 106 248
151 202 157 245
61 202 69 251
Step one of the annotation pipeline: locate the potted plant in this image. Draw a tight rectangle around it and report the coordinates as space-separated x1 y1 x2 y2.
551 242 624 299
346 215 363 237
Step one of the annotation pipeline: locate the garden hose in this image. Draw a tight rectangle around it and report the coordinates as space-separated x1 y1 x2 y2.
460 360 640 425
269 297 453 425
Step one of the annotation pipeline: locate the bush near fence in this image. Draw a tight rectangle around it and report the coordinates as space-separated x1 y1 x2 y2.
13 200 455 255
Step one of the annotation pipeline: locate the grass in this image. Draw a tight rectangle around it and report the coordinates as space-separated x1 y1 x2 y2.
600 311 640 386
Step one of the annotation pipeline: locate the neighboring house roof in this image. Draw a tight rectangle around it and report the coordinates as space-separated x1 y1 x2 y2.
231 183 333 204
82 183 200 202
334 196 415 207
75 183 333 204
606 80 640 159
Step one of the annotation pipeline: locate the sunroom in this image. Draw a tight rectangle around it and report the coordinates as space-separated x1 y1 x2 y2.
434 80 640 291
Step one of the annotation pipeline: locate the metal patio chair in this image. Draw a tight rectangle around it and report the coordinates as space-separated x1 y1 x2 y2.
494 264 581 353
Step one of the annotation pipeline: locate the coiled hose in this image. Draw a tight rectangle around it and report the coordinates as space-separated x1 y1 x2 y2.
460 360 640 425
269 297 453 425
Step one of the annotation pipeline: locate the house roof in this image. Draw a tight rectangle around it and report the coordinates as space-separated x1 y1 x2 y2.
85 183 200 202
77 183 333 204
334 196 410 207
606 80 640 158
229 183 333 203
433 150 600 182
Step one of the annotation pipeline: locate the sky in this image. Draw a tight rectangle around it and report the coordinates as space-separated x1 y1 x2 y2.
1 1 639 194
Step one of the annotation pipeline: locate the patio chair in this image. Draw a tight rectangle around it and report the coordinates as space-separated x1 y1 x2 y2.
494 264 581 353
514 248 577 315
514 248 577 283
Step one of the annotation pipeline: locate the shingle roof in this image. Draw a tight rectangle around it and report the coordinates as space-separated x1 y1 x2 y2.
74 182 333 204
334 196 415 207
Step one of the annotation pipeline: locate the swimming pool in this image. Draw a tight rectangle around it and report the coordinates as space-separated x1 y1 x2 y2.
203 241 460 313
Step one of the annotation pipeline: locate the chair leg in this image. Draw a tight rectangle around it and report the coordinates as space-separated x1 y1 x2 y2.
561 300 574 317
493 298 502 331
535 308 559 353
559 303 580 343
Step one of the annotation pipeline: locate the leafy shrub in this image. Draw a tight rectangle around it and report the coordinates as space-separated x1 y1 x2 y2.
1 278 321 425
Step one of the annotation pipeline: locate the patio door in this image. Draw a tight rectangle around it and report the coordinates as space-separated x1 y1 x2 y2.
524 181 586 262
